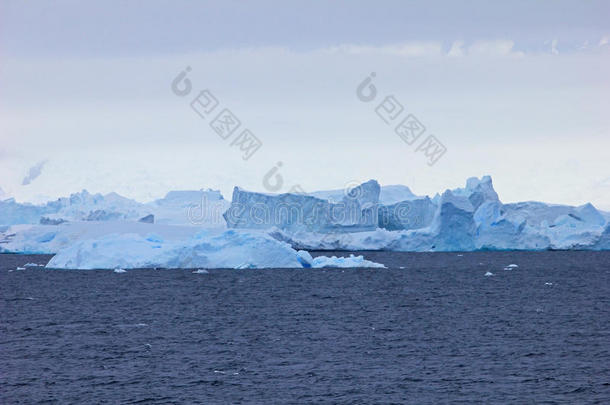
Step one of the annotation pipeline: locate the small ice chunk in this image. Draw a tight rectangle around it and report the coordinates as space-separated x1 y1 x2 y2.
504 264 519 270
296 250 313 268
192 269 209 274
484 271 494 276
113 268 127 273
545 282 553 286
16 267 25 271
310 254 386 268
24 263 43 267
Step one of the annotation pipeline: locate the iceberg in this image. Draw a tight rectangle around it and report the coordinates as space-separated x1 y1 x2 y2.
0 189 229 227
46 230 306 269
2 175 609 255
145 189 229 226
267 175 608 252
377 197 436 231
591 223 610 250
298 251 386 268
224 180 380 233
45 229 386 270
310 184 417 205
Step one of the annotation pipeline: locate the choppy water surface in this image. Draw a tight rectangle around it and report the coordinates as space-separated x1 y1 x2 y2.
1 251 609 404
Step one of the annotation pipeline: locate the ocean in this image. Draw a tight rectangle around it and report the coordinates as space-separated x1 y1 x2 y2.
1 251 609 404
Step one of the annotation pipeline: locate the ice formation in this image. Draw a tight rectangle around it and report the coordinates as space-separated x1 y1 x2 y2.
0 222 202 254
45 230 385 270
224 180 380 233
296 250 385 268
0 189 228 227
2 175 609 261
267 176 609 251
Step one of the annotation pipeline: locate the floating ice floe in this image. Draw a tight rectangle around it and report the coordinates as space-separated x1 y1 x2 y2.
503 264 519 270
484 271 494 276
23 262 43 267
192 269 209 274
113 268 127 273
297 251 386 269
15 267 25 271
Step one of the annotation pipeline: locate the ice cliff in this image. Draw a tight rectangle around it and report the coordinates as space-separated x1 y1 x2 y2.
224 180 380 233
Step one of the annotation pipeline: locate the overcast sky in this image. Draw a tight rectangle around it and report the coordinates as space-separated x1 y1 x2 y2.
1 0 609 209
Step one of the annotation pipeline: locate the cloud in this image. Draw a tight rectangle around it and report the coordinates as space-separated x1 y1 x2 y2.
323 42 444 57
447 40 465 57
467 40 523 57
22 160 48 185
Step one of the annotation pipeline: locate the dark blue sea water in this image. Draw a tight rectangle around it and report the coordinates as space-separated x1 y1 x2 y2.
1 251 609 404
